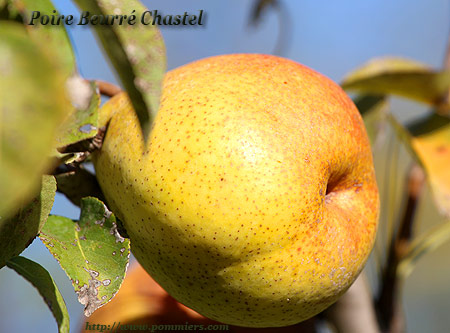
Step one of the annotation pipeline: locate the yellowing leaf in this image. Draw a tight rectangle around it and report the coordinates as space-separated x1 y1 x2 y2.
342 57 450 110
409 114 450 217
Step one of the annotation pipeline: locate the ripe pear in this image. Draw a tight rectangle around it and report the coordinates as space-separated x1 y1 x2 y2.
81 261 309 333
93 54 379 327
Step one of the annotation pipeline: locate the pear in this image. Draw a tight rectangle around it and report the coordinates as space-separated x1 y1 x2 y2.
93 54 379 327
81 261 314 332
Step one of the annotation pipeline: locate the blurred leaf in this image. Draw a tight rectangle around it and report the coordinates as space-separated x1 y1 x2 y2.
248 0 290 56
342 57 450 110
6 256 70 333
0 0 23 22
0 175 56 268
5 1 101 151
73 0 166 141
409 114 450 217
40 197 130 317
374 121 405 279
249 0 279 26
354 94 389 145
0 22 67 218
55 166 105 207
398 219 450 279
5 0 76 76
55 79 100 148
387 112 450 218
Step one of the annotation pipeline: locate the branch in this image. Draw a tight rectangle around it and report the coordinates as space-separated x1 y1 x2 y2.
444 30 450 70
327 273 380 333
88 80 122 97
440 30 450 113
376 164 425 332
54 165 106 207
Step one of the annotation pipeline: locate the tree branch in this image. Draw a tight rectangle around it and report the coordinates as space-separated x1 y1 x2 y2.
91 80 122 97
327 272 380 333
444 30 450 70
376 164 425 332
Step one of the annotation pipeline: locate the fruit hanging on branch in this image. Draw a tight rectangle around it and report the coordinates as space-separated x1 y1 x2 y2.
93 54 379 327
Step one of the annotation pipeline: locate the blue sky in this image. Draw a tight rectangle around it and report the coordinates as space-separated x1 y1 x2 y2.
0 1 449 332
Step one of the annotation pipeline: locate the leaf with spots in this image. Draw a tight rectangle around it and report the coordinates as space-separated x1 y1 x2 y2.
39 197 130 316
342 57 450 111
55 79 100 149
73 0 166 141
6 256 70 333
0 175 56 268
0 22 68 219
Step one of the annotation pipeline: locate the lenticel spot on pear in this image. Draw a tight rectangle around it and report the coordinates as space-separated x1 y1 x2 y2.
93 54 379 327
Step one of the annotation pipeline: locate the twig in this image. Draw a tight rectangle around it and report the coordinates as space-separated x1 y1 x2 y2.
440 31 450 113
94 80 122 97
376 164 425 332
327 273 380 333
55 165 106 207
444 30 450 70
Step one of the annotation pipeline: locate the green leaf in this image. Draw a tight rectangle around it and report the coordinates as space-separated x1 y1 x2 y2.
342 57 450 109
0 22 67 219
73 0 166 141
39 197 130 316
7 0 76 76
6 256 70 333
0 175 56 268
4 1 101 150
55 79 100 148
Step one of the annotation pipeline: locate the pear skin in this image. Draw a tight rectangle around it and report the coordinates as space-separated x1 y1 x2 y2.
93 54 379 327
80 262 314 333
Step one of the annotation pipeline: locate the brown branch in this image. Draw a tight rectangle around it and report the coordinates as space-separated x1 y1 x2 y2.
91 80 123 97
80 79 122 97
444 30 450 70
376 164 425 332
55 165 106 207
327 273 380 333
439 31 450 114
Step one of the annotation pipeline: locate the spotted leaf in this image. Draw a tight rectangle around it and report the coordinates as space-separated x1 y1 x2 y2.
39 197 130 316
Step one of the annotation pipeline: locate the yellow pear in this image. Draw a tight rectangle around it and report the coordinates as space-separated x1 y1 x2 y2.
93 54 379 327
81 261 311 333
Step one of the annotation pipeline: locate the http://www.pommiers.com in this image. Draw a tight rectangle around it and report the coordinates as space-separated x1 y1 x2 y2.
84 322 230 332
